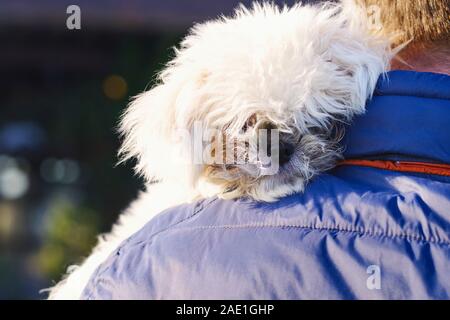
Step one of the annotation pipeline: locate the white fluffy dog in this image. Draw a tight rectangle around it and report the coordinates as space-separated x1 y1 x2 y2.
47 1 392 299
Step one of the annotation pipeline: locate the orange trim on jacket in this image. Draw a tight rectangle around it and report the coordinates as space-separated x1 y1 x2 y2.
338 160 450 177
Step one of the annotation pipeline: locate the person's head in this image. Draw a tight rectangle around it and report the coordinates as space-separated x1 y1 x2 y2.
358 0 450 74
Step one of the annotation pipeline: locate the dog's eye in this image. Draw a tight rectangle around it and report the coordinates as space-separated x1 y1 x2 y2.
242 114 257 132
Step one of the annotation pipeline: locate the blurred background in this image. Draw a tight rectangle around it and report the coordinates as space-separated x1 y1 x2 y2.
0 0 299 299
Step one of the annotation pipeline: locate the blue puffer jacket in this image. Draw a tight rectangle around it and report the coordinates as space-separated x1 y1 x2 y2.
82 71 450 299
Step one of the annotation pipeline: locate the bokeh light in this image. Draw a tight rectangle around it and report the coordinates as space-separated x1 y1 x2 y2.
102 75 128 100
40 158 81 184
0 156 30 200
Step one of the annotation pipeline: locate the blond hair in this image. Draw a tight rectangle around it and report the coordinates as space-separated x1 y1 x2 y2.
359 0 449 43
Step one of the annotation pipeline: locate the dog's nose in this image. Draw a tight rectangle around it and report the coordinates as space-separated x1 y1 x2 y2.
279 141 295 166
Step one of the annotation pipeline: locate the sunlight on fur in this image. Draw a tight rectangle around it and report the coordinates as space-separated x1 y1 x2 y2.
47 0 393 299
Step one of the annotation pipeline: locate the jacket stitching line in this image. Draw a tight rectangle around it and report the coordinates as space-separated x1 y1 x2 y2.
141 197 218 242
166 223 450 246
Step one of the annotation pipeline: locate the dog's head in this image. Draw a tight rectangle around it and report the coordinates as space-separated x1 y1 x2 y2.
119 1 391 201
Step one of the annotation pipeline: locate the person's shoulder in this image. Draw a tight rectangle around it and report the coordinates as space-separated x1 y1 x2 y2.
80 196 222 299
121 196 220 246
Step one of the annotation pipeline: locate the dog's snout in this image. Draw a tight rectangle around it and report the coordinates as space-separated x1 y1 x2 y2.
279 141 295 165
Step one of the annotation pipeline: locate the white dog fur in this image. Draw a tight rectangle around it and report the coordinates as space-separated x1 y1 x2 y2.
47 0 392 299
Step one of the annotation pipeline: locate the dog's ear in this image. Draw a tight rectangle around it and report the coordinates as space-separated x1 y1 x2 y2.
118 69 211 187
118 84 176 182
291 0 392 132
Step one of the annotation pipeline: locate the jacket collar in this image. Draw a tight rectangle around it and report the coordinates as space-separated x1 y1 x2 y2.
343 70 450 164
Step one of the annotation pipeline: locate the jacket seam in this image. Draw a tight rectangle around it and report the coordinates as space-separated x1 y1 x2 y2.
165 223 450 247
